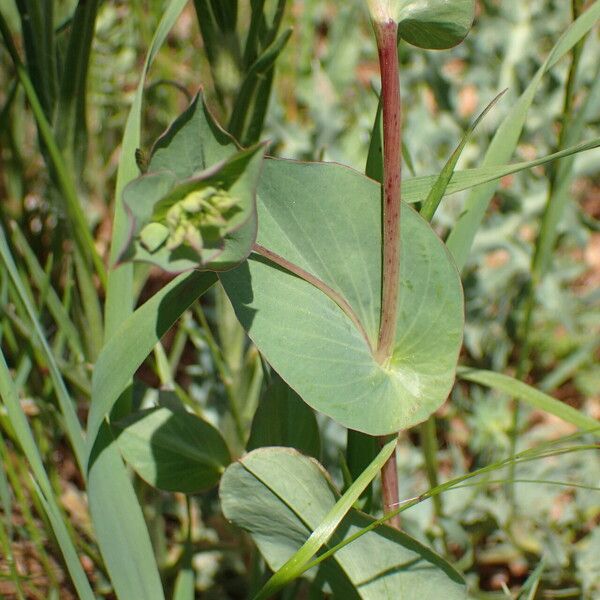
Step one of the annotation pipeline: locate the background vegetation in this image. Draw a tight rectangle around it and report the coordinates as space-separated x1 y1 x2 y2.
0 0 599 598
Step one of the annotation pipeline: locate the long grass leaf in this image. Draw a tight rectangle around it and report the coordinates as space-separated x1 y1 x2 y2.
402 137 600 204
456 368 600 436
87 422 165 600
90 5 202 598
445 2 600 270
0 352 94 599
54 0 100 170
252 437 397 600
0 226 86 468
86 272 215 599
88 271 216 449
12 0 57 116
104 0 189 339
228 27 292 145
532 61 600 279
420 90 506 221
0 10 106 287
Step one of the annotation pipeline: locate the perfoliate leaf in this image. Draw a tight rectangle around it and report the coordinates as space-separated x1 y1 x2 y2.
118 93 265 272
114 405 231 493
220 448 467 599
221 159 464 435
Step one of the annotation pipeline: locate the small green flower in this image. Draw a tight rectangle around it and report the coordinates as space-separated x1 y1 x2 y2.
139 186 240 254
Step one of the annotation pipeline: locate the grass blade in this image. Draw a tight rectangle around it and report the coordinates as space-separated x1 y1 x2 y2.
252 437 397 600
519 559 545 600
87 422 166 600
0 351 94 599
0 226 86 468
104 0 189 339
9 222 84 362
88 271 217 449
12 0 57 116
0 10 106 287
402 136 600 204
457 367 600 436
89 5 204 597
86 272 215 598
532 61 600 279
54 0 100 171
228 27 292 145
420 90 506 221
445 1 600 270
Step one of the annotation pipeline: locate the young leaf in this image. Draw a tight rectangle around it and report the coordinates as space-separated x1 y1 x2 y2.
119 93 266 272
220 447 467 599
247 373 321 459
221 159 464 435
114 405 231 493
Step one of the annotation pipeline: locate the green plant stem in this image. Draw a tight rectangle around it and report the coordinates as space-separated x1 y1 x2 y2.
507 0 586 505
420 417 443 519
194 304 246 448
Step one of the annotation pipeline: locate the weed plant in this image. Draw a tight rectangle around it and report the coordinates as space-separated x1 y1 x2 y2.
0 1 599 599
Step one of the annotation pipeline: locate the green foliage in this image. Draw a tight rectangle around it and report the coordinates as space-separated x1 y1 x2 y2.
221 161 464 434
0 0 599 598
397 0 475 49
221 447 467 599
247 373 321 459
114 403 231 493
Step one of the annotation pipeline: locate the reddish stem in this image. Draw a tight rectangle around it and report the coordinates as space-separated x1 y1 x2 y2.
373 18 402 530
379 434 401 529
374 19 401 365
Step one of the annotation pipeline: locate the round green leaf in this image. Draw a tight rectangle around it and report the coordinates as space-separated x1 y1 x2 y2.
220 159 464 435
114 406 230 493
220 448 467 598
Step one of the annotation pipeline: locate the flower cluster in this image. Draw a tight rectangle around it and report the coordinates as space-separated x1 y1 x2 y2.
139 186 240 254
